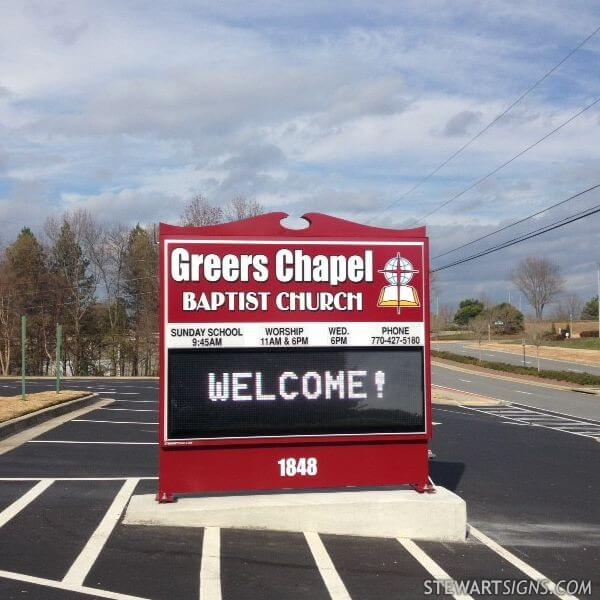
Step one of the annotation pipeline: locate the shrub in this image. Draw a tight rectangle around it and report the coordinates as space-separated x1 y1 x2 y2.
580 330 599 338
541 332 563 341
431 350 600 386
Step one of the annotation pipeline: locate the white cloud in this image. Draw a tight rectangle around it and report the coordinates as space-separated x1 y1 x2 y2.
1 0 600 303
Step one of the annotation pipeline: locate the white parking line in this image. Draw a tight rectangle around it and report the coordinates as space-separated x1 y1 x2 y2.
304 531 351 600
28 440 157 445
514 390 533 395
114 393 141 395
200 526 222 600
72 419 159 425
433 407 470 416
0 569 151 600
0 477 157 481
398 538 474 600
100 408 158 413
469 526 580 600
457 379 472 383
0 479 54 528
463 405 600 440
63 478 140 586
112 400 157 404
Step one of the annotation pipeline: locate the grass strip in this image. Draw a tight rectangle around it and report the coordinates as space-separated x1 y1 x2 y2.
0 391 89 423
431 349 600 386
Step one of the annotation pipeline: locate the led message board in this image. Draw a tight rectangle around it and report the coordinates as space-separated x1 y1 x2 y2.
158 213 432 501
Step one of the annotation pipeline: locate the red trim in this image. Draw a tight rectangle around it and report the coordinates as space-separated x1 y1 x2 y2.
159 212 426 239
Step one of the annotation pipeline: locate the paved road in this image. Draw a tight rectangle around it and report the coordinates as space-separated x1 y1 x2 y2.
0 378 598 599
433 341 600 376
434 363 600 420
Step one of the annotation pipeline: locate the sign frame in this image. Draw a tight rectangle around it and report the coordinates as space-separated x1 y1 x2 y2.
158 212 432 501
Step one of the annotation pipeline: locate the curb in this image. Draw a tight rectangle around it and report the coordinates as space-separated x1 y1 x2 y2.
0 393 100 441
432 360 600 395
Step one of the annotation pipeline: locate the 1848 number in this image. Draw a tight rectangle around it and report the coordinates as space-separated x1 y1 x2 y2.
277 457 318 477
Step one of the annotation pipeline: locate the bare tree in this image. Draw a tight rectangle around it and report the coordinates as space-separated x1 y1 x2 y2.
181 195 223 227
431 302 454 336
469 314 489 362
525 320 547 372
45 214 97 375
225 196 264 221
512 256 564 319
553 293 582 322
80 218 130 376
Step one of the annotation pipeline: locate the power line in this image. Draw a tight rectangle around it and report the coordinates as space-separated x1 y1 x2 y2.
367 23 600 223
419 95 600 221
432 182 600 260
432 202 600 272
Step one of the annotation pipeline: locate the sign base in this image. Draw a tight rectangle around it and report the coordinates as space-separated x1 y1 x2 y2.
125 486 466 542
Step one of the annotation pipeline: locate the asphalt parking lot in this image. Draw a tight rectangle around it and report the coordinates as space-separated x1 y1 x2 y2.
0 378 598 599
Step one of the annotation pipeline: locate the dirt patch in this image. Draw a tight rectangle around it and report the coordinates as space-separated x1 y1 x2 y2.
432 385 503 407
467 342 599 366
0 391 89 423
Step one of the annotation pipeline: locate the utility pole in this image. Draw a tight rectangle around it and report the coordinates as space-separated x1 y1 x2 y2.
568 312 573 340
436 295 439 316
21 315 26 401
597 263 600 340
508 289 511 305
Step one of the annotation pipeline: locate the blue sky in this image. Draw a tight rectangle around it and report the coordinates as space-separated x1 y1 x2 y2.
1 1 599 310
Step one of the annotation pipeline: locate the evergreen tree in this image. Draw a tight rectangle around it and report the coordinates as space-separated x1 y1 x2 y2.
581 296 599 320
453 298 484 326
4 228 50 374
50 221 96 375
123 225 158 376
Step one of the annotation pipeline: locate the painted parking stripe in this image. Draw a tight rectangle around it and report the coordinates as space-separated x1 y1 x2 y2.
469 525 580 600
200 526 222 600
0 569 151 600
304 531 351 600
28 440 157 445
63 478 139 586
0 480 53 528
0 477 157 481
397 538 474 600
99 408 158 413
111 400 157 404
463 405 600 440
72 419 159 425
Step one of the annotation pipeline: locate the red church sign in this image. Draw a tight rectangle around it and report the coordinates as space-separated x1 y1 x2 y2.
158 213 432 501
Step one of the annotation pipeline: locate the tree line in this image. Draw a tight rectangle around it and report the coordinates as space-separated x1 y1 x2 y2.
1 204 595 376
0 196 263 376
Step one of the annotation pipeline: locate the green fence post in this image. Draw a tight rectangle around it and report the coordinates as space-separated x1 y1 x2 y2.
56 324 62 394
21 315 26 401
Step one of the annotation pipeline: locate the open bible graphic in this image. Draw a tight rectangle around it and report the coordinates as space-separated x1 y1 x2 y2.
377 254 420 310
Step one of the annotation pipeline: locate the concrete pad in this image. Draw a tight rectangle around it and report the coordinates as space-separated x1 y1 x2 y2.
124 486 467 542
